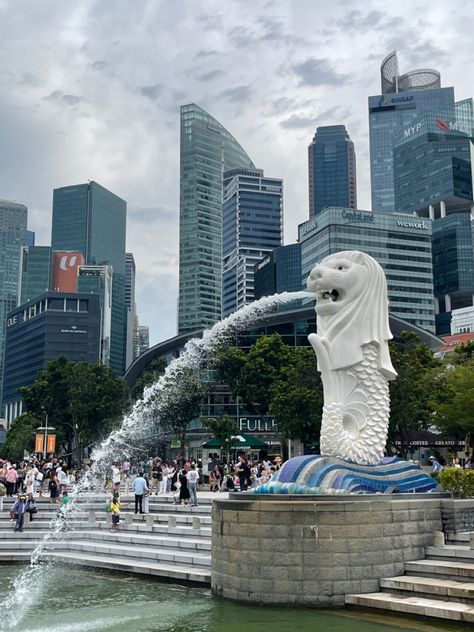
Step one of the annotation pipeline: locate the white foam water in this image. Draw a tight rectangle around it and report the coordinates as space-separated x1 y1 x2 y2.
1 291 313 631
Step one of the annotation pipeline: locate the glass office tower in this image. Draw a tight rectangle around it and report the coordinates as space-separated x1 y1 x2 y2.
51 181 126 374
0 199 28 406
298 207 435 332
369 50 455 213
222 168 283 317
393 111 474 217
178 104 255 334
432 213 474 335
308 125 357 217
19 246 52 305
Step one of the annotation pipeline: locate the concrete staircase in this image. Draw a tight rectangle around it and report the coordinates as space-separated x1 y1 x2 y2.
0 494 213 584
346 532 474 624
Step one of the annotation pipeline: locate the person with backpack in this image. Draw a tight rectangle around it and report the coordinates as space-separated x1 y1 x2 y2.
25 493 37 522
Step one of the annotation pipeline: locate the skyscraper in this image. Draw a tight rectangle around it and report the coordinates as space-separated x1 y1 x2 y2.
393 106 474 217
51 181 126 374
125 252 137 369
0 199 28 405
369 50 455 212
308 125 357 217
178 104 255 334
222 168 283 318
19 246 52 305
298 207 435 333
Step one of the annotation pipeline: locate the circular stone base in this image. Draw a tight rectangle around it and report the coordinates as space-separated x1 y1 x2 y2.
211 495 444 606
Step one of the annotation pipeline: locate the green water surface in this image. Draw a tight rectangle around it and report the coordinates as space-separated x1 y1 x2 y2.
0 565 467 632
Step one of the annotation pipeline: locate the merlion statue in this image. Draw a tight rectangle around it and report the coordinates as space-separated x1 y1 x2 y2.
307 251 397 465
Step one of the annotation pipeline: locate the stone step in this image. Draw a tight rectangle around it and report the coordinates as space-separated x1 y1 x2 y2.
44 540 211 567
0 511 212 524
45 550 210 584
446 532 471 545
425 545 474 561
0 531 211 551
405 559 474 580
381 575 474 604
0 521 212 538
0 523 211 548
345 592 474 622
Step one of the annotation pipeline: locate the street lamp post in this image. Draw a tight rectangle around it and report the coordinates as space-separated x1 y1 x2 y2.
37 414 55 460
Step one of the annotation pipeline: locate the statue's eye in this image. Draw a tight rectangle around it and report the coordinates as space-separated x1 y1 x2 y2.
337 265 344 270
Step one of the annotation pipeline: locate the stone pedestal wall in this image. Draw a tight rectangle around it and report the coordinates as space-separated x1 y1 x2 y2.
211 496 443 606
441 499 474 533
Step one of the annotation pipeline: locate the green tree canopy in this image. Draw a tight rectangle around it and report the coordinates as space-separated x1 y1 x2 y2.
19 356 129 462
157 368 204 456
0 413 40 462
204 413 238 453
131 356 167 400
269 347 323 443
430 360 474 455
388 331 441 454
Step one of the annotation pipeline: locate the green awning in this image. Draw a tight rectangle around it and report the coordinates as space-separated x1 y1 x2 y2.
202 433 269 449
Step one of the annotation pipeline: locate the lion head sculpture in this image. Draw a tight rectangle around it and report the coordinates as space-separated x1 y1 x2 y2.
307 251 397 379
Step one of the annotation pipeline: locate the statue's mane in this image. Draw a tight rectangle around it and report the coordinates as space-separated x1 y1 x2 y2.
317 251 397 379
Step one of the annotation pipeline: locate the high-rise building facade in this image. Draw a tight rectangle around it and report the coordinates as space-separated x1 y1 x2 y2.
0 199 28 405
77 265 113 366
432 213 474 335
393 108 474 218
254 243 302 311
178 104 255 334
308 125 357 217
298 207 435 332
125 252 137 369
139 325 149 355
19 245 52 305
51 181 126 374
369 50 455 213
222 168 283 318
3 292 101 425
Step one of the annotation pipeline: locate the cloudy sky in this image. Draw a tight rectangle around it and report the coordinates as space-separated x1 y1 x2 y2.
0 0 472 345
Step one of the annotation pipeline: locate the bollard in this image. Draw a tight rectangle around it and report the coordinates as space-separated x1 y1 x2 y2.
433 531 445 547
88 511 96 527
146 514 154 527
168 515 176 528
124 513 133 526
192 516 201 530
106 512 112 526
470 533 474 550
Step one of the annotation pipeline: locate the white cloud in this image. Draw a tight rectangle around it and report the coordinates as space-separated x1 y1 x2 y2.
0 0 472 346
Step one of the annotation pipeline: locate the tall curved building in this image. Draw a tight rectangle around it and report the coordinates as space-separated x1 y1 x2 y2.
178 104 255 334
381 50 441 94
370 50 453 213
0 199 27 407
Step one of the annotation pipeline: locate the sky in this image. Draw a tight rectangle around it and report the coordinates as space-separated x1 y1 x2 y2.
0 0 472 346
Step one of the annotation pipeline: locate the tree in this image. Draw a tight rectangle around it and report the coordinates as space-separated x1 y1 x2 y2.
235 334 293 415
431 361 474 459
387 331 441 455
269 348 323 443
1 413 40 461
157 368 204 456
131 357 168 400
204 414 238 453
19 356 129 462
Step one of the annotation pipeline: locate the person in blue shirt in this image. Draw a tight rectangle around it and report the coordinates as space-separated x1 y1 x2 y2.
132 471 148 514
429 456 442 474
11 494 26 532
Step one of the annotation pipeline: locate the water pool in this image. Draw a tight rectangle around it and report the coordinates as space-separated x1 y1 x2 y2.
0 565 467 632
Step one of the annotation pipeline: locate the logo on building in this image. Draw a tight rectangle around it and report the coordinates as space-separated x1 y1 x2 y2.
341 210 374 223
52 251 85 292
435 118 450 132
404 122 423 138
396 219 429 230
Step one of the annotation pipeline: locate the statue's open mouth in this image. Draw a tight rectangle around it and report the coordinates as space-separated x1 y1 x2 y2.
319 289 340 302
